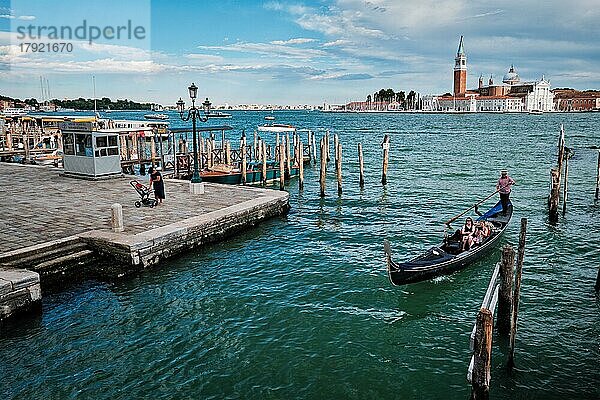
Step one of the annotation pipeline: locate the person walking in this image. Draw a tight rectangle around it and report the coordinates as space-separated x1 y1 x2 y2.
148 167 165 205
497 169 515 215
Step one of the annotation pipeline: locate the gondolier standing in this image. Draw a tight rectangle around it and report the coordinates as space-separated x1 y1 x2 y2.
497 169 515 215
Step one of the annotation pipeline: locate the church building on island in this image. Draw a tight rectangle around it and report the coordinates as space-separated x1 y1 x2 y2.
427 36 554 112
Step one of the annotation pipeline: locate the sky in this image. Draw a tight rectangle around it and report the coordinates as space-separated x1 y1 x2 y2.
0 0 599 105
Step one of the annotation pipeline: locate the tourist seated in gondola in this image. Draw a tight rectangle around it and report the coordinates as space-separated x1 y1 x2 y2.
461 217 476 251
472 221 490 247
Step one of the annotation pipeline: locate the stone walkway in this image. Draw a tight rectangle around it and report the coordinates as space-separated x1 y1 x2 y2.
0 163 265 253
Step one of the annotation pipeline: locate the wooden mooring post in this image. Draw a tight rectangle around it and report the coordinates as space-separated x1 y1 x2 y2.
497 245 515 336
557 124 565 177
311 131 317 165
207 140 213 170
508 218 527 370
471 308 493 400
325 130 331 163
549 125 565 221
382 134 390 185
595 151 600 201
358 143 365 188
299 141 304 190
562 148 572 216
320 137 326 197
548 168 560 222
225 141 231 165
241 135 247 185
278 142 285 190
253 130 258 161
285 133 291 180
306 131 312 164
468 263 500 385
336 139 342 196
262 141 267 186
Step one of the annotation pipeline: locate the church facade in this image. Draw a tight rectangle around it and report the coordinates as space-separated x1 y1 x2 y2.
429 36 554 112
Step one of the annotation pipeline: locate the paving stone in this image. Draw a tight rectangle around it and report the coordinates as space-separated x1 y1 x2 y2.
0 268 40 290
0 163 281 253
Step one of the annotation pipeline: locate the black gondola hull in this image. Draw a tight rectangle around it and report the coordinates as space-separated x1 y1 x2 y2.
384 201 512 286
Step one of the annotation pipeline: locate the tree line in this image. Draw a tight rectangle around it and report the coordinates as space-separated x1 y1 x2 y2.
366 88 419 109
50 97 153 110
1 95 153 110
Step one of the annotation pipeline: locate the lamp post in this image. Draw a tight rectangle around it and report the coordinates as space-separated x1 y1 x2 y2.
177 83 212 192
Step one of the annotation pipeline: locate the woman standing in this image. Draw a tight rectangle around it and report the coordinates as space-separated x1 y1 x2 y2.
148 167 165 205
496 169 516 215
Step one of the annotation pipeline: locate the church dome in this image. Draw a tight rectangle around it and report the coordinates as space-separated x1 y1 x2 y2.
503 65 520 84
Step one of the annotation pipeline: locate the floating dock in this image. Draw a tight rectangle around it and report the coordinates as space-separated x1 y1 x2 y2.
0 163 289 323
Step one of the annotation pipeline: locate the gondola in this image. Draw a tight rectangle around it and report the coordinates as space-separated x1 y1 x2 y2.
384 200 513 286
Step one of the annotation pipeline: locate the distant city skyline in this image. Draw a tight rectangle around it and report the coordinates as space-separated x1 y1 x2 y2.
1 0 599 105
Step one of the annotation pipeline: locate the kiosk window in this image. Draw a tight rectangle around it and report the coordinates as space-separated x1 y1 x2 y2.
96 136 108 148
94 134 119 157
75 134 92 156
63 132 75 155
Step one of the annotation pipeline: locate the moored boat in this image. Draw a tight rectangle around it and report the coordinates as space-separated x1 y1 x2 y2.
257 124 296 133
2 108 28 117
206 111 232 119
384 201 513 285
144 113 169 120
199 161 299 185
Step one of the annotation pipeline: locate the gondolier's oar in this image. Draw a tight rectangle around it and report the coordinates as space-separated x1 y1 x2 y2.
445 184 511 226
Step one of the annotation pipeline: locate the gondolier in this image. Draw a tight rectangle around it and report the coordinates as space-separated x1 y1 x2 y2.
497 169 516 215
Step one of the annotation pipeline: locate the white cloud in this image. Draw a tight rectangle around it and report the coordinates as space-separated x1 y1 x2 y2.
0 14 36 20
322 40 350 47
198 41 326 60
270 38 316 45
1 56 167 74
184 53 225 64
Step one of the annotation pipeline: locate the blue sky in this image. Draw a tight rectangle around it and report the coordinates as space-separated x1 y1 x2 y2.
1 0 599 105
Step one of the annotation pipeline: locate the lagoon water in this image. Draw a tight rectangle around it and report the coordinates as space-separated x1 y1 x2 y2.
1 111 599 399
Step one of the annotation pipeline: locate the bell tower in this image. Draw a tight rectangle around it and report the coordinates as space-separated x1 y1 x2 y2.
453 35 467 95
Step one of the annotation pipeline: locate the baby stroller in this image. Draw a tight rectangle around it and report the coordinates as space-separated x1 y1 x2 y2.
129 180 158 208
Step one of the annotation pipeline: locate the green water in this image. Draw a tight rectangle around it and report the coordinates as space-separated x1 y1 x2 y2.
1 112 599 399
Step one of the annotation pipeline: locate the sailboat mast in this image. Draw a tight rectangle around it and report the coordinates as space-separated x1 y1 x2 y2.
39 76 44 104
93 75 97 114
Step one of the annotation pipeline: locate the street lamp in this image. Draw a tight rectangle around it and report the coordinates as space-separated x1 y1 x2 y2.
176 83 211 190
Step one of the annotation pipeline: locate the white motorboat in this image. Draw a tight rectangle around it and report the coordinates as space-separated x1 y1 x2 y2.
2 107 28 117
257 124 296 133
144 113 169 120
206 111 232 119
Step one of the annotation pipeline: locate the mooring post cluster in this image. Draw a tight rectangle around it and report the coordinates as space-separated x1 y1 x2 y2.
548 124 581 220
469 218 527 399
183 130 394 197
